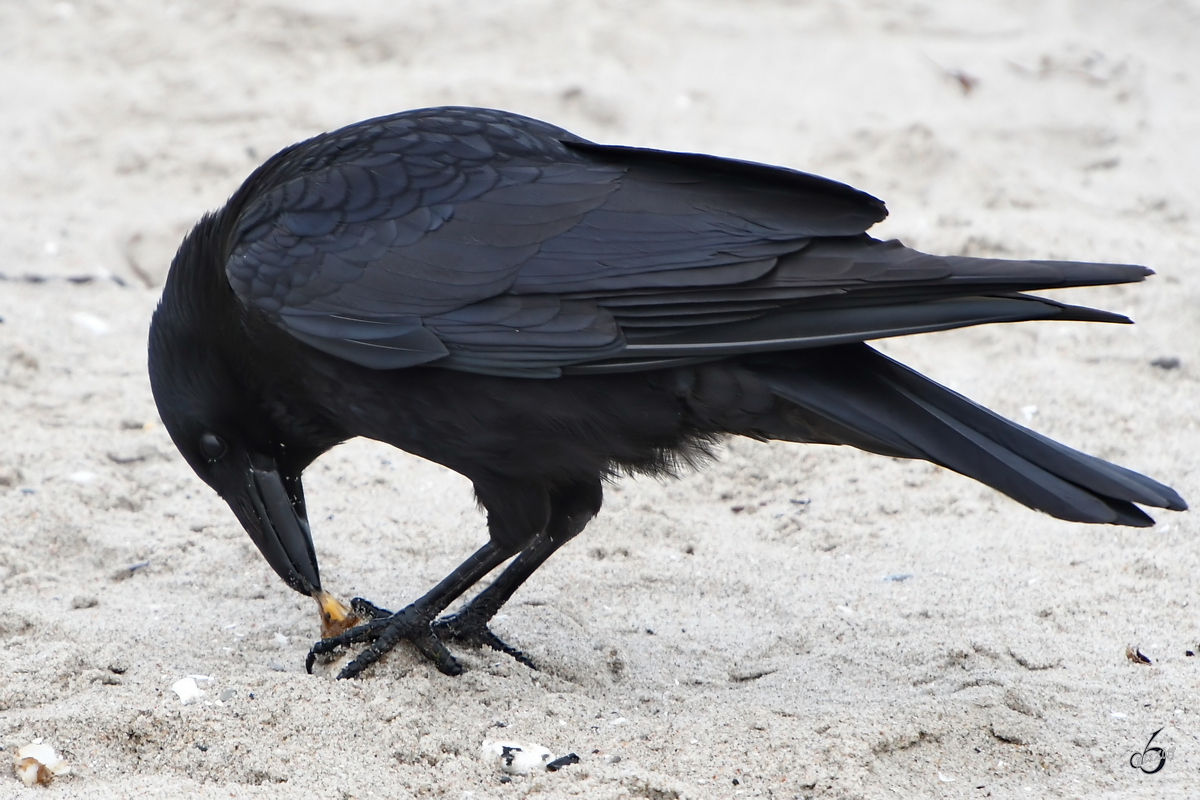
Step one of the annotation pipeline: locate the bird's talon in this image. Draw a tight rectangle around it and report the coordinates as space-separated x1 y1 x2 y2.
432 613 537 670
351 597 393 619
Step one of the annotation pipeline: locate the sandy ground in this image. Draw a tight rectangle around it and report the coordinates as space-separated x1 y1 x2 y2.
1 1 1198 797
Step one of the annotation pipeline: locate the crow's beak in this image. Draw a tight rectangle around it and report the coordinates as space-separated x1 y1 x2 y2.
225 454 321 596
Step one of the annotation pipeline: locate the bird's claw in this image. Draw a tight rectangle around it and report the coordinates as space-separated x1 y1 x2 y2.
350 596 393 619
432 611 537 670
305 595 535 677
306 602 463 679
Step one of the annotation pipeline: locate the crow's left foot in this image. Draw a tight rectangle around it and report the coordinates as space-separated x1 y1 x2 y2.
433 610 537 670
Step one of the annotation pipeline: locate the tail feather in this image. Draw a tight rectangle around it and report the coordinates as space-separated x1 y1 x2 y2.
749 344 1186 527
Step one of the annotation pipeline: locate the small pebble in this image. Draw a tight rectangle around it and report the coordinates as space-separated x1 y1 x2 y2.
546 753 580 772
111 561 150 582
0 465 20 486
1125 644 1152 665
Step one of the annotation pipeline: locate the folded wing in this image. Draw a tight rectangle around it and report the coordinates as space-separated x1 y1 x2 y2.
221 107 1147 376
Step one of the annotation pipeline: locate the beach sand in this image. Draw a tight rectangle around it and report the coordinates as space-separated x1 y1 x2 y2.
1 1 1197 797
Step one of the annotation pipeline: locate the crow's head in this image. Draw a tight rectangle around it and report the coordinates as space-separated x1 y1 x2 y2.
148 213 322 597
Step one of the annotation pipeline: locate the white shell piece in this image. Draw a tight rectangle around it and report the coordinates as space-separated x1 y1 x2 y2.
481 739 554 776
13 739 70 786
171 676 206 705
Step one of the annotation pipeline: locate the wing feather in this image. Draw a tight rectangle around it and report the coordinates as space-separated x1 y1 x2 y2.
221 107 1147 377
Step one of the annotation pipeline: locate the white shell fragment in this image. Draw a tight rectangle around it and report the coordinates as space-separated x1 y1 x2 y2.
171 676 206 705
481 740 554 776
70 311 110 335
13 739 70 786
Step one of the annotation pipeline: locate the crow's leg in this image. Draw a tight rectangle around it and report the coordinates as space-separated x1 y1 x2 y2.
306 541 512 679
431 533 557 668
433 479 602 669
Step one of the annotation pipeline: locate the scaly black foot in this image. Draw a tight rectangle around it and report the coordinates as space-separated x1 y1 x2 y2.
432 610 538 670
305 542 516 678
306 600 461 679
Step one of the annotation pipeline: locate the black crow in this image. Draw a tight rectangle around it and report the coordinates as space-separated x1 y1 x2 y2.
147 107 1186 679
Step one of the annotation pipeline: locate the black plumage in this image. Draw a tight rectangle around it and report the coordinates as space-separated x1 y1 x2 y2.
148 107 1185 679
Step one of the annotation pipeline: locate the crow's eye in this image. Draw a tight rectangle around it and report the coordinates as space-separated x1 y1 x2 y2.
199 433 227 461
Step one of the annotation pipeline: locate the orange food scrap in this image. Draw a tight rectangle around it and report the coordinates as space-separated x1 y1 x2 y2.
316 590 360 638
